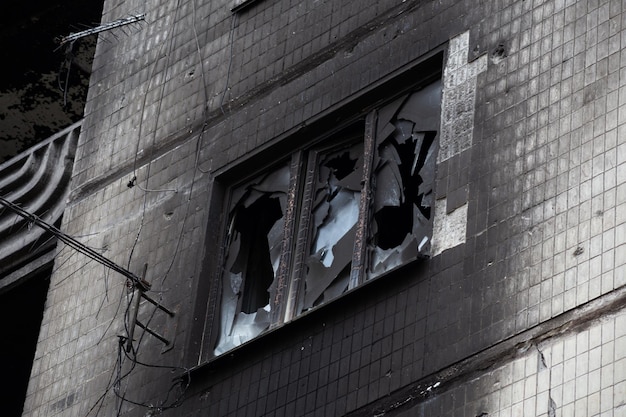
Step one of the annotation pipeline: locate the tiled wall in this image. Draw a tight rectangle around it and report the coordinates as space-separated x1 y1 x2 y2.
23 0 626 416
398 310 626 417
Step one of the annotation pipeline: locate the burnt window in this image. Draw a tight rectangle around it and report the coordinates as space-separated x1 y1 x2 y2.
214 164 290 355
295 140 364 314
369 80 441 279
212 79 442 356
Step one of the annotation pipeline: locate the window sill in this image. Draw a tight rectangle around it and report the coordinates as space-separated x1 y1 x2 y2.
231 0 262 13
187 255 429 378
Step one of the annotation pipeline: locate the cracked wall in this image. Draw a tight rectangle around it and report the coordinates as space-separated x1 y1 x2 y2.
395 308 626 417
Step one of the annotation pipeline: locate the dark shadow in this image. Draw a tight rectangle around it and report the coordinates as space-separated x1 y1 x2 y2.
0 267 50 417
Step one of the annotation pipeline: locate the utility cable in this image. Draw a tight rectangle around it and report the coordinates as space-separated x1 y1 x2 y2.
0 195 149 291
220 13 238 115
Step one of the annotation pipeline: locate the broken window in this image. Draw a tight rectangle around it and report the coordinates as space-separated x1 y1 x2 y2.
214 163 290 355
368 81 441 279
300 142 364 312
212 79 441 357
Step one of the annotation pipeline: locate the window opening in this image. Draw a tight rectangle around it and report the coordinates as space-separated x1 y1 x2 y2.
233 194 283 313
210 78 442 357
368 81 441 279
214 163 289 355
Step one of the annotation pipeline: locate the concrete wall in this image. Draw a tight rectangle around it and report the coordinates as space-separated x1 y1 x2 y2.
24 0 626 416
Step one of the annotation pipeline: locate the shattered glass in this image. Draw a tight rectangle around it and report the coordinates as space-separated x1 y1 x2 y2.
214 163 289 355
212 80 442 355
368 80 442 279
301 142 364 311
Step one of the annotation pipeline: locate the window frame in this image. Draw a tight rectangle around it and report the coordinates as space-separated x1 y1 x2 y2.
231 0 263 13
190 51 445 364
287 132 367 318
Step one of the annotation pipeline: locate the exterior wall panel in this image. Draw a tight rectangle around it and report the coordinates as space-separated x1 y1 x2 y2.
22 0 626 416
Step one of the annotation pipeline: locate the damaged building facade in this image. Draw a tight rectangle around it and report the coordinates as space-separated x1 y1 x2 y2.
20 0 626 416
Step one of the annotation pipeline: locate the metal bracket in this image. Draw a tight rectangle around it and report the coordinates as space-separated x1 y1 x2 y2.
126 264 177 353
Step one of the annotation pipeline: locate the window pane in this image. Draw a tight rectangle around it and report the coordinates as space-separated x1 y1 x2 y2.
301 142 364 311
368 80 442 279
214 163 290 355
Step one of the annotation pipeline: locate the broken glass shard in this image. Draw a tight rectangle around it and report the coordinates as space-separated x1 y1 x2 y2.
301 142 364 311
368 80 442 279
214 163 289 355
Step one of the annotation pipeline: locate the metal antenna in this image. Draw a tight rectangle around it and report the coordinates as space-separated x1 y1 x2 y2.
57 14 146 46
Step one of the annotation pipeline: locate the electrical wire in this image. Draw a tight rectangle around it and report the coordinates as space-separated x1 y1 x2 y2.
0 195 147 290
108 0 196 412
129 3 181 194
0 3 204 416
79 0 242 413
96 282 128 346
83 337 123 417
0 198 166 417
96 5 215 411
123 0 213 364
191 0 212 175
220 13 238 115
57 41 74 108
91 318 189 416
95 265 111 318
125 0 183 292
